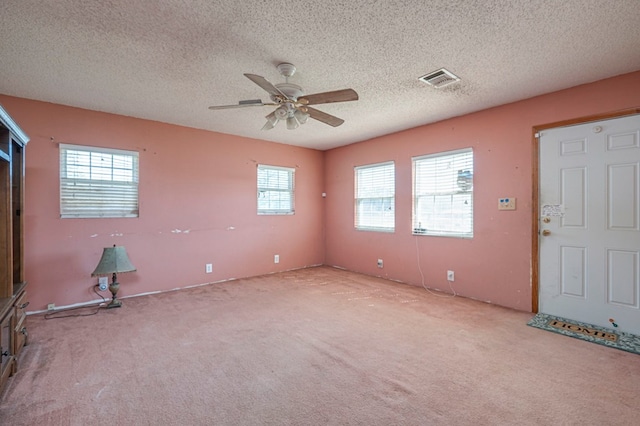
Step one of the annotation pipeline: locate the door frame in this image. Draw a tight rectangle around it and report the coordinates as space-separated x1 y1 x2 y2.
530 107 640 313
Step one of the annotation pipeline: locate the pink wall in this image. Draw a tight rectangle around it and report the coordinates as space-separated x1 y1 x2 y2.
324 71 640 312
2 70 639 313
0 96 325 311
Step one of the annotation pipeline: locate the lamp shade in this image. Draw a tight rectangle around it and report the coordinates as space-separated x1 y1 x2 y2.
91 245 136 276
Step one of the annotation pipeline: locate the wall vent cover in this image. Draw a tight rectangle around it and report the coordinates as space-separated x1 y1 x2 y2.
418 68 460 88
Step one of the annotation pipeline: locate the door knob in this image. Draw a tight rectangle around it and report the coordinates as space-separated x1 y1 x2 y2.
542 229 551 236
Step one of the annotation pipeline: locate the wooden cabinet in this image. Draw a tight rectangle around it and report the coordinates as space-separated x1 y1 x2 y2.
13 285 28 364
0 307 14 389
0 104 29 395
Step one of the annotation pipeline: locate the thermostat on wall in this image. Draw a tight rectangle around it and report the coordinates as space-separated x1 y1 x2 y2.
498 197 516 210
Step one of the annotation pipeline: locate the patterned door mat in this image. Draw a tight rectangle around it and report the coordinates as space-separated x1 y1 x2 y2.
527 313 640 355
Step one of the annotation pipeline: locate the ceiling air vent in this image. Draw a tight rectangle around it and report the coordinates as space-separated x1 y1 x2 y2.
418 68 460 88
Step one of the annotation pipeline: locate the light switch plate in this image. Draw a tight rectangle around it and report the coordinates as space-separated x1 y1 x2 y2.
498 197 516 210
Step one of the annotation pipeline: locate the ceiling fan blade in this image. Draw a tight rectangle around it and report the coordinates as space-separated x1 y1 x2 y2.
208 99 275 110
244 74 287 98
305 107 345 127
298 89 358 105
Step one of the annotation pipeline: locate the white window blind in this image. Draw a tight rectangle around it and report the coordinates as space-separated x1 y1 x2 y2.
60 144 139 218
355 161 395 231
257 164 295 215
413 148 473 237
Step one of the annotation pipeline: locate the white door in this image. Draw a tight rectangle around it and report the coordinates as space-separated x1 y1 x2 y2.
539 114 640 335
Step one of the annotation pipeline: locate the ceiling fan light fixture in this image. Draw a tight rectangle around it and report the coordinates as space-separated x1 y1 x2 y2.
265 110 278 123
274 105 289 120
262 119 277 130
286 115 299 130
262 111 278 130
293 108 309 124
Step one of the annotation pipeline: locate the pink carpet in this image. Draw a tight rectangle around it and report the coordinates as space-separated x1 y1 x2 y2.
1 266 638 425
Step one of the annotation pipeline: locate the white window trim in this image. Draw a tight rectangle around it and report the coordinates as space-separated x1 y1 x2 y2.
412 148 473 238
257 164 295 215
354 161 395 232
60 144 139 219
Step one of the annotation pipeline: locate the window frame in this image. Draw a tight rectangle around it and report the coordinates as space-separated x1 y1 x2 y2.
257 164 295 215
412 148 473 238
354 161 395 232
60 144 139 219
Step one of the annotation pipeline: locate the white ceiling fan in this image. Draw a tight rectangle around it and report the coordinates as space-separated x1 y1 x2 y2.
209 63 358 130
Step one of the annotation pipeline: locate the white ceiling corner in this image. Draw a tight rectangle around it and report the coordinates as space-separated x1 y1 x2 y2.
1 0 639 150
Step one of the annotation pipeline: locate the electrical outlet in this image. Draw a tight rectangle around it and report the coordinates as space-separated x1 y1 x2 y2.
47 303 55 311
274 254 280 264
377 259 383 268
447 270 455 281
205 263 213 273
98 276 109 291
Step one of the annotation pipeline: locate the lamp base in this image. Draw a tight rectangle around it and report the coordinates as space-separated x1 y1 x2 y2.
107 278 122 309
106 298 122 309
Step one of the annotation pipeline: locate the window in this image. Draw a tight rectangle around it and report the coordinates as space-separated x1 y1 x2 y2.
413 148 473 238
257 164 295 214
60 144 139 218
355 161 395 231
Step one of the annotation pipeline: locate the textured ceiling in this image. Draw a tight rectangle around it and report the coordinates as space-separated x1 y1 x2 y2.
1 0 640 150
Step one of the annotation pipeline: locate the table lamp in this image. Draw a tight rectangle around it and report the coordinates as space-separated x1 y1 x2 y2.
91 245 136 309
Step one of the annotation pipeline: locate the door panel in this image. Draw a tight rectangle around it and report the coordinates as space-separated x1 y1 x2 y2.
607 249 638 307
608 163 637 229
539 114 640 334
560 245 586 298
561 167 586 227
